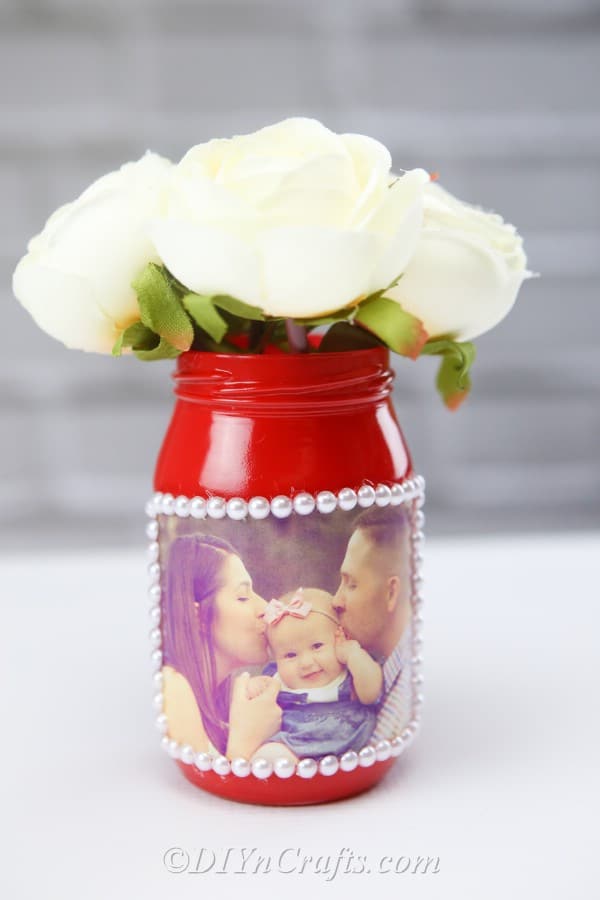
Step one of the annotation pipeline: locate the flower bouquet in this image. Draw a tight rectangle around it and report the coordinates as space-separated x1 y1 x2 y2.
13 118 530 804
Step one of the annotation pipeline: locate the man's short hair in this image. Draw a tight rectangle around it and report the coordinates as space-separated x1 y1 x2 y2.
352 503 409 556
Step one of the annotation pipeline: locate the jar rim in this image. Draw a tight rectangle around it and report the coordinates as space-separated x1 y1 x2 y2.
177 345 390 366
173 346 393 410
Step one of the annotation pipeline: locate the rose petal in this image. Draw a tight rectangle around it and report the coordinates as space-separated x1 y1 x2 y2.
368 198 424 293
13 258 118 353
179 139 232 179
12 153 172 354
388 229 525 341
226 117 346 163
257 226 384 317
363 169 430 291
150 220 263 304
232 154 357 227
423 181 528 272
165 169 256 230
39 196 159 326
78 152 171 206
26 153 172 328
363 169 429 235
341 133 393 225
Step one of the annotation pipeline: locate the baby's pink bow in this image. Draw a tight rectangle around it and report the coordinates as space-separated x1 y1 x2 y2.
264 589 312 626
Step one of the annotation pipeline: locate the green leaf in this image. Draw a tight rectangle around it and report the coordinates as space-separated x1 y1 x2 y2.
112 316 182 361
132 263 194 351
362 272 404 305
354 296 428 359
296 276 405 329
317 321 383 353
112 321 160 356
190 330 244 353
112 332 125 357
181 293 229 344
214 309 251 333
211 294 266 321
296 308 354 328
420 339 476 409
133 337 182 361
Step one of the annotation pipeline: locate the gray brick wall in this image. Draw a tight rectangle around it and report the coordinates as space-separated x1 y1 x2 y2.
1 0 599 547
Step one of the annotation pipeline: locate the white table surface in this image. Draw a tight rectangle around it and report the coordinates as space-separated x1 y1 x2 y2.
1 532 599 900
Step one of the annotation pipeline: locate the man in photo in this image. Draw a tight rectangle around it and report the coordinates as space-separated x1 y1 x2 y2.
333 504 413 741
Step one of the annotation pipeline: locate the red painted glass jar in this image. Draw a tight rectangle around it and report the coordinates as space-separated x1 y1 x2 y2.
149 347 424 805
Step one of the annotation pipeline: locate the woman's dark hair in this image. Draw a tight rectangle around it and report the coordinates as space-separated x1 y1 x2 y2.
161 533 239 753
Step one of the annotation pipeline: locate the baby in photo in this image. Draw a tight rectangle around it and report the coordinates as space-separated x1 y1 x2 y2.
248 587 383 762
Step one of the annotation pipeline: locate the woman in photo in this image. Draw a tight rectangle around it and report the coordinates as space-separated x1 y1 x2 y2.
161 534 282 759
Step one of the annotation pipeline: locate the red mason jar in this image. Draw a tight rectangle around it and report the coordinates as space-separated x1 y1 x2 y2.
148 347 425 805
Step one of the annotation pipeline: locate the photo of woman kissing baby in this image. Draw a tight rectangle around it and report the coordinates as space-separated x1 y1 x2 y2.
159 503 415 762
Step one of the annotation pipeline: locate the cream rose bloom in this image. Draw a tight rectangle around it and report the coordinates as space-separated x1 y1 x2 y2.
13 152 172 353
150 117 430 318
387 181 530 342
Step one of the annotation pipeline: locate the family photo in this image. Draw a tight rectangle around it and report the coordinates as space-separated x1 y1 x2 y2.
158 503 415 763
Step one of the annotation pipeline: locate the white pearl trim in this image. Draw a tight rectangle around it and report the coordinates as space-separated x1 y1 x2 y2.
145 475 425 521
147 475 425 780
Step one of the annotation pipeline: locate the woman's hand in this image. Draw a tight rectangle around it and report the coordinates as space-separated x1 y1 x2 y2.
245 674 274 700
226 671 282 760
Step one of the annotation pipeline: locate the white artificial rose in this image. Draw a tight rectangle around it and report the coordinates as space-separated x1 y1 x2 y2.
13 152 172 353
149 117 430 318
386 181 531 342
